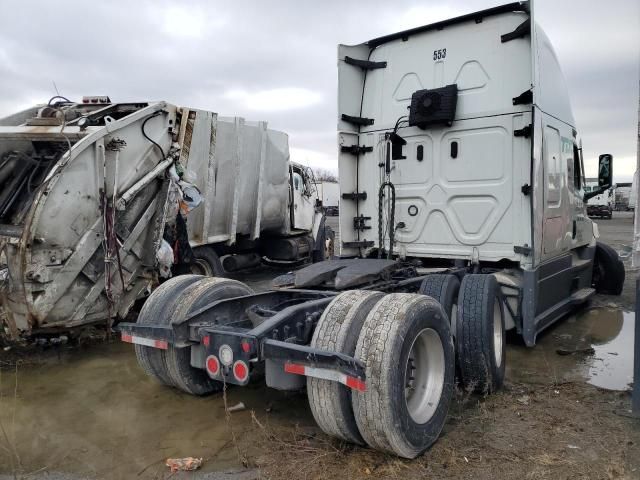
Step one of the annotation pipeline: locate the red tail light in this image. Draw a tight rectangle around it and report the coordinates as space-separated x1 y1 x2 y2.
206 355 220 376
233 360 248 382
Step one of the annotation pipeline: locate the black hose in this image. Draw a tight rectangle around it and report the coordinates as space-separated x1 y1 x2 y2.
26 164 41 194
47 96 72 106
141 113 166 160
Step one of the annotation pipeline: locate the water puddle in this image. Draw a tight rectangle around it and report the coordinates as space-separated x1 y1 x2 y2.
507 307 635 391
0 342 313 478
584 309 634 390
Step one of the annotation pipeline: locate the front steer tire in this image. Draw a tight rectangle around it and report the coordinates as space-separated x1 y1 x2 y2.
352 293 455 458
307 290 385 445
456 274 506 394
592 241 625 295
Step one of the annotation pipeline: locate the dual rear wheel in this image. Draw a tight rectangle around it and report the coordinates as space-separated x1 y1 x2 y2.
308 273 506 457
134 275 253 395
308 291 455 458
419 273 505 393
136 273 505 457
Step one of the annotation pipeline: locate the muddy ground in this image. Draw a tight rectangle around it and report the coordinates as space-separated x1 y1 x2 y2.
0 215 638 479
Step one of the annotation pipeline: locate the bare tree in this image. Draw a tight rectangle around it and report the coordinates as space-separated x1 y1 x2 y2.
313 168 338 183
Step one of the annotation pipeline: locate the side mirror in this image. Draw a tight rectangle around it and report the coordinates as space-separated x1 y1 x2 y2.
584 154 614 202
598 154 613 188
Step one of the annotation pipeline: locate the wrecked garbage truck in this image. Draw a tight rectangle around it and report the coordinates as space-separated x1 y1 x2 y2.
0 98 330 338
120 1 625 460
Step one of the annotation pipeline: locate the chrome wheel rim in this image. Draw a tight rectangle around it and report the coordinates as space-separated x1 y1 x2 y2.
404 328 445 424
493 298 504 367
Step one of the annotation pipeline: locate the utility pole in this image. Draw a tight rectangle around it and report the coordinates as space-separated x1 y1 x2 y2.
634 77 640 267
633 76 640 417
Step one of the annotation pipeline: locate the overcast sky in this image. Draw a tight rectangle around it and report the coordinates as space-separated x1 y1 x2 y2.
1 0 638 180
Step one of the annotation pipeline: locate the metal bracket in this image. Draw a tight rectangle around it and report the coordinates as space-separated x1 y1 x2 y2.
353 215 371 231
263 338 366 380
521 183 531 195
501 19 530 43
344 56 387 70
341 192 367 201
342 241 374 249
512 89 533 105
341 144 373 156
514 125 532 138
514 245 532 256
341 114 374 127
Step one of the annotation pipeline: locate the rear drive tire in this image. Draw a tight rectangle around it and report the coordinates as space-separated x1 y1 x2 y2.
419 274 460 331
352 293 454 458
191 246 226 277
307 290 385 445
135 275 202 386
165 278 254 395
456 274 505 394
592 241 625 295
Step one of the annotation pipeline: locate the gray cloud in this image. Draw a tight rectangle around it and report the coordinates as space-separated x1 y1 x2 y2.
1 0 638 179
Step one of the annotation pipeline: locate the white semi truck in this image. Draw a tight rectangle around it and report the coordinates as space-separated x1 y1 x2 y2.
313 181 340 215
0 99 331 339
585 177 613 218
614 182 632 211
120 1 624 460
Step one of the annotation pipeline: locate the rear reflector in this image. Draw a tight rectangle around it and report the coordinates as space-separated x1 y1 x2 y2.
121 333 168 350
284 362 366 392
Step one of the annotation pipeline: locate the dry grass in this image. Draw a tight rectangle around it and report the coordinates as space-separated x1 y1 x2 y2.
224 382 638 480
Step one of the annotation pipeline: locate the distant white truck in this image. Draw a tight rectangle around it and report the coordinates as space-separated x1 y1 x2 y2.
585 177 613 218
313 181 340 215
614 182 632 211
630 171 638 211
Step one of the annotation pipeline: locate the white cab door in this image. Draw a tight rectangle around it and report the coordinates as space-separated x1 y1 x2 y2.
291 168 314 231
541 118 573 259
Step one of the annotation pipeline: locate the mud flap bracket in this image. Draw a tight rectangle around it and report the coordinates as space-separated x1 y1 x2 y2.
501 19 530 43
342 192 367 201
514 125 532 138
341 114 374 127
341 144 373 156
353 215 371 231
512 89 533 105
344 56 387 70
